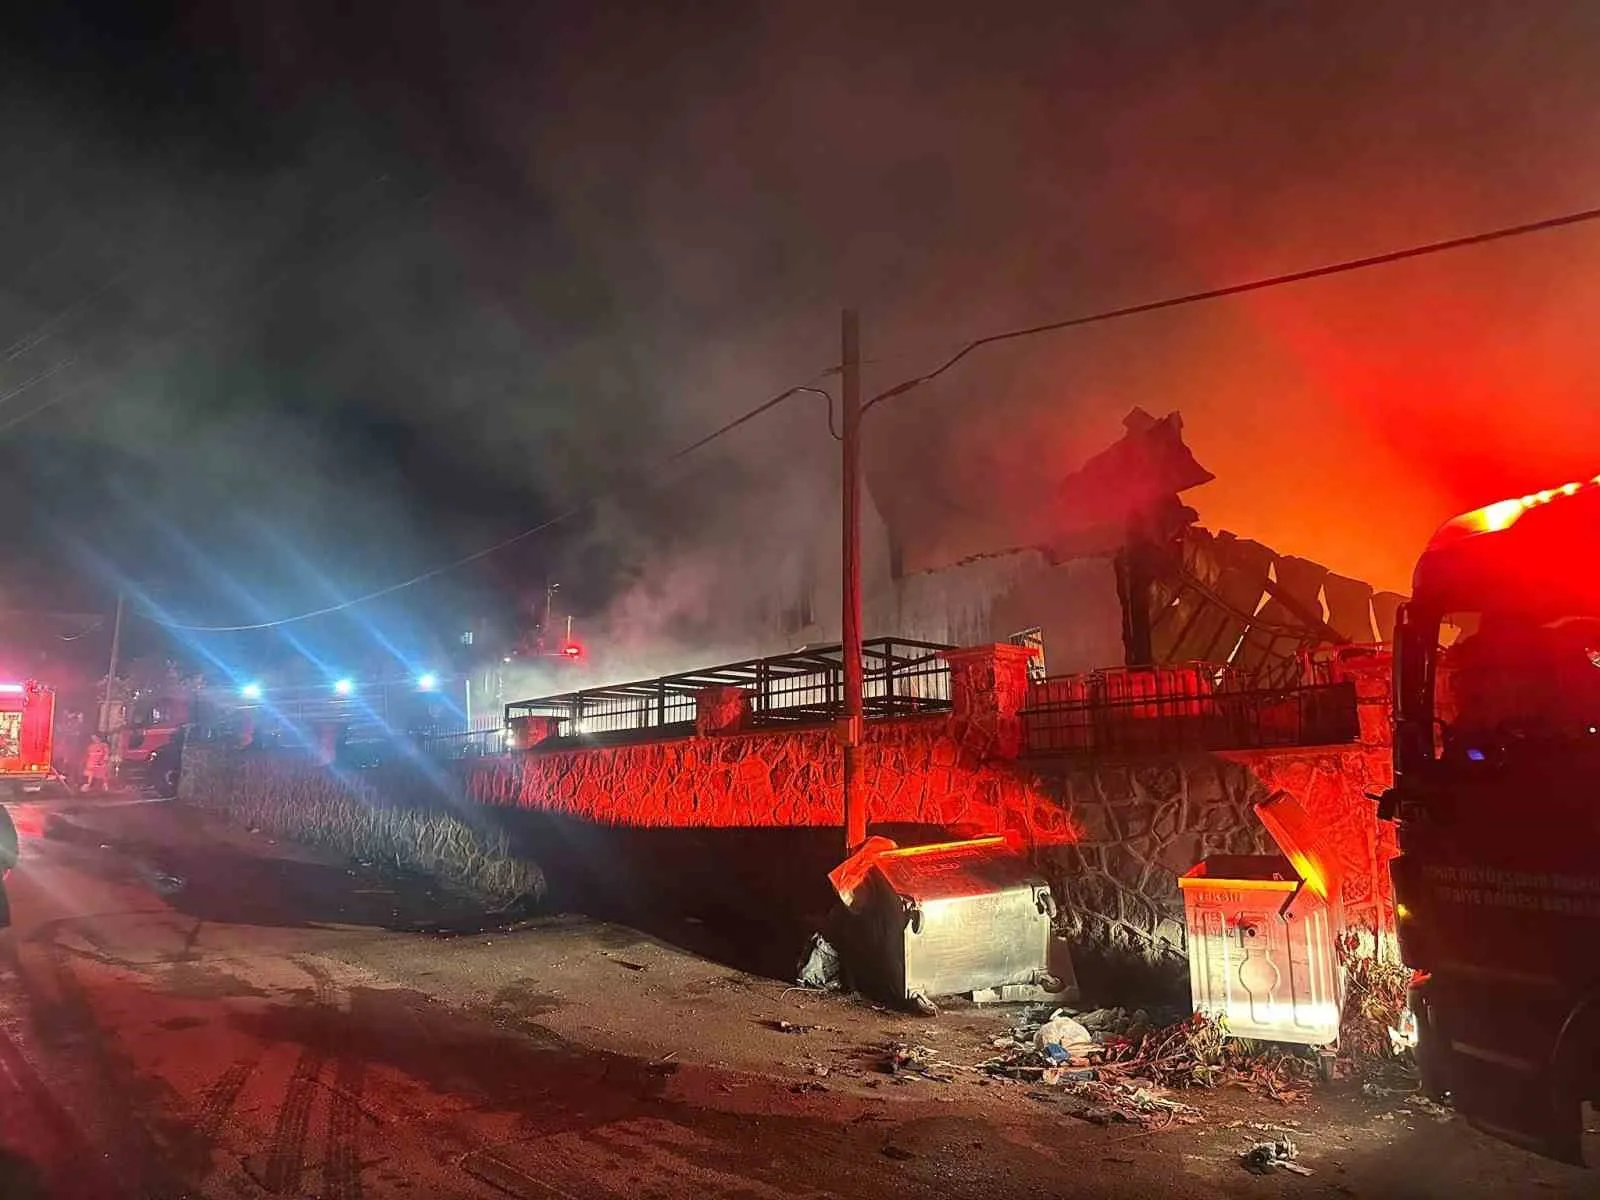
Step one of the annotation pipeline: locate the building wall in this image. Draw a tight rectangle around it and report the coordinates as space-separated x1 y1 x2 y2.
182 654 1396 994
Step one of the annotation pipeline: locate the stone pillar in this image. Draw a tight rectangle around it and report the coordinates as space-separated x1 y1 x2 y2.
941 643 1038 760
507 715 561 751
695 685 751 736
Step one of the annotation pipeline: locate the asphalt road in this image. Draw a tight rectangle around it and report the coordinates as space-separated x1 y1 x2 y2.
0 795 1593 1199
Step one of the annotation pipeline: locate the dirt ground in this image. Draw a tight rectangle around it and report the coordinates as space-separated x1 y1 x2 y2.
0 794 1594 1199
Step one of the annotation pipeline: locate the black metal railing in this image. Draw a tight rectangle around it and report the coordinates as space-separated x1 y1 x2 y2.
408 715 507 761
499 637 953 744
1020 664 1359 757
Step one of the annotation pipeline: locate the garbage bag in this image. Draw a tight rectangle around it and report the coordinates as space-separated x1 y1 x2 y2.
1034 1013 1094 1055
796 934 843 990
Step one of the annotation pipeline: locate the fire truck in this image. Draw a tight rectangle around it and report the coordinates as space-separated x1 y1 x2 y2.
0 680 57 795
1380 475 1600 1163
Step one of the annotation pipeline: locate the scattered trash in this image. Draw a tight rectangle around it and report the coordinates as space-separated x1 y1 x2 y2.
881 1144 916 1161
763 1019 815 1035
977 1007 1316 1116
796 934 843 991
603 954 648 971
1041 1067 1098 1086
1411 1095 1453 1121
1035 1013 1094 1056
883 1043 958 1082
791 1080 828 1094
1336 932 1413 1066
1241 1137 1312 1176
1361 1081 1407 1098
909 991 939 1016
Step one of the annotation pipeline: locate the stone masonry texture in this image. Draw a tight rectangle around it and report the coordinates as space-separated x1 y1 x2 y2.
183 645 1398 991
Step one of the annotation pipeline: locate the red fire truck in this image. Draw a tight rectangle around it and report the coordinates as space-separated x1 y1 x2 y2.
1381 475 1600 1163
0 679 57 795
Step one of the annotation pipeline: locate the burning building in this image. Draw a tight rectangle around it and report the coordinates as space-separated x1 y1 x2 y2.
770 406 1404 682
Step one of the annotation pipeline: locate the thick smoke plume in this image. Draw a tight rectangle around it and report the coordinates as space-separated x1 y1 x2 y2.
7 1 1600 684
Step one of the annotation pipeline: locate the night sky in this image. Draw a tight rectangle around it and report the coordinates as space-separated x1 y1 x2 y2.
4 1 1599 675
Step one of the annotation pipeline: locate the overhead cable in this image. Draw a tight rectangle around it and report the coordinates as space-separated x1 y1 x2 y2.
863 202 1600 411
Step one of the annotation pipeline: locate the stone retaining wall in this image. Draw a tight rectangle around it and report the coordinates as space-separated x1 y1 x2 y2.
181 644 1397 994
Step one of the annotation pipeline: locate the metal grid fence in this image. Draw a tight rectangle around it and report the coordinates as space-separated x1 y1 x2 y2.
497 638 952 744
1020 663 1359 757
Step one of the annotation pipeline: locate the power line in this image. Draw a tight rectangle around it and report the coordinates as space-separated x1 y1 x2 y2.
1 264 133 365
141 200 1600 632
149 377 839 632
863 202 1600 412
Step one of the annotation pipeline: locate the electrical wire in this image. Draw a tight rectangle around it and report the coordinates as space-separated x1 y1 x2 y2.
133 201 1600 632
0 263 135 365
150 376 838 632
862 202 1600 412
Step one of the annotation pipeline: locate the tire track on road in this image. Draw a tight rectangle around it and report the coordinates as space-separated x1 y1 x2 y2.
261 1042 328 1194
321 1042 367 1200
258 962 341 1194
195 1057 258 1139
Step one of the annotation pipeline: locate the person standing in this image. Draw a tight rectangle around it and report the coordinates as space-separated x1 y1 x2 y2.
82 733 111 792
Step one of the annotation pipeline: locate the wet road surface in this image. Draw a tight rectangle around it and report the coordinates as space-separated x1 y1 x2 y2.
0 796 1594 1199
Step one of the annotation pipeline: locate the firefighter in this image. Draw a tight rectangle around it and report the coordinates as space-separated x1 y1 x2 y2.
81 733 111 792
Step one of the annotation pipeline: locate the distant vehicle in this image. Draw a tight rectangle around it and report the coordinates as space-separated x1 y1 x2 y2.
1379 476 1600 1164
0 680 57 796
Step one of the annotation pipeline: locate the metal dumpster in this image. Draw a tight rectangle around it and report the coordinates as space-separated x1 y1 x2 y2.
843 836 1057 1004
1177 795 1345 1045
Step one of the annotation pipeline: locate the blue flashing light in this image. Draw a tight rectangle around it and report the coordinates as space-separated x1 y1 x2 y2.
334 678 355 697
1466 748 1486 762
241 682 263 701
417 672 438 692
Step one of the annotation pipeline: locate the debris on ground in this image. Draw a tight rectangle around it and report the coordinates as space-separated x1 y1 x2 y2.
763 1019 815 1034
883 1042 961 1082
1361 1080 1453 1121
1336 931 1412 1067
1034 1013 1094 1057
1241 1137 1312 1176
796 935 843 991
978 1007 1317 1117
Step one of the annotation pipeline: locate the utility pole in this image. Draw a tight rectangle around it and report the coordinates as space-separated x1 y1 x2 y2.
101 591 124 736
840 309 866 852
